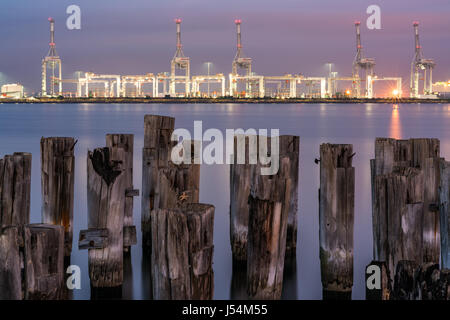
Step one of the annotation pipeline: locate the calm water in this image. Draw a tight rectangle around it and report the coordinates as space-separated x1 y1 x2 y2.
1 103 449 300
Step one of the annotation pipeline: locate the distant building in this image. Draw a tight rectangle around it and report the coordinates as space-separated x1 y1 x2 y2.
1 83 24 99
433 81 450 98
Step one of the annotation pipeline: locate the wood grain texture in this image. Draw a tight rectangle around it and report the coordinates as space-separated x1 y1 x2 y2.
23 224 65 300
230 135 299 261
0 152 31 227
141 115 200 248
151 203 214 300
247 154 292 300
40 137 76 256
371 138 441 280
0 226 22 300
319 144 354 297
87 147 126 288
106 134 137 251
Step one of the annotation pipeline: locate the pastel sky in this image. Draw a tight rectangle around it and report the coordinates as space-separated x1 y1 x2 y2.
1 0 449 93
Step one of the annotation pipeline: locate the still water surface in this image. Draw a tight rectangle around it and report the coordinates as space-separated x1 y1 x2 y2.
0 103 449 300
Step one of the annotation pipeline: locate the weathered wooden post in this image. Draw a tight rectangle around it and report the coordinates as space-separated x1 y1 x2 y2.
106 134 138 251
40 137 76 257
371 138 441 280
151 203 214 300
318 144 355 299
141 115 200 248
230 135 299 261
247 150 293 300
392 260 419 300
0 226 22 300
83 147 126 288
365 261 391 300
0 152 32 227
23 224 65 300
440 159 450 269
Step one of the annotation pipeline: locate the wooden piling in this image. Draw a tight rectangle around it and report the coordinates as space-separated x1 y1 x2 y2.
371 138 441 279
318 144 355 299
230 135 299 261
23 224 65 300
0 226 22 300
141 115 200 247
0 152 32 227
40 137 76 257
106 134 138 251
246 153 293 300
86 147 126 288
151 203 214 300
440 159 450 269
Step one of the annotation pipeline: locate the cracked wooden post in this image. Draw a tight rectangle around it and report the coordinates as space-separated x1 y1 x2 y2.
247 141 293 300
440 159 450 269
230 135 299 261
23 224 65 300
141 115 200 248
319 144 355 300
151 203 214 300
106 134 138 251
40 137 76 257
392 260 419 300
371 138 441 280
85 147 126 288
0 152 32 227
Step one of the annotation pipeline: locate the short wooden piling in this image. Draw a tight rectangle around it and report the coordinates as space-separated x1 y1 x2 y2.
23 224 65 300
392 260 419 300
40 137 76 257
0 152 32 226
371 138 441 279
230 135 299 261
106 134 138 251
318 144 355 299
246 153 293 300
151 203 214 300
85 147 126 288
440 159 450 269
141 115 200 247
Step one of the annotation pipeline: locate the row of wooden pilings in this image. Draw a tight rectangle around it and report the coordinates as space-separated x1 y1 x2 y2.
0 114 449 300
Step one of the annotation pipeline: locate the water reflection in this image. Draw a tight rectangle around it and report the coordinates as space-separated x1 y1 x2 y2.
390 105 402 139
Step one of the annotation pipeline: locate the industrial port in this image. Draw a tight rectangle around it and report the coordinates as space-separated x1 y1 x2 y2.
2 17 450 102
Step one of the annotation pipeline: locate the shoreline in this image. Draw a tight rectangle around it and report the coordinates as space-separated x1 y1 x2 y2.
1 97 450 104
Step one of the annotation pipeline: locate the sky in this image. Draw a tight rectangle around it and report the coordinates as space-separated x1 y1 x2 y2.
1 0 449 94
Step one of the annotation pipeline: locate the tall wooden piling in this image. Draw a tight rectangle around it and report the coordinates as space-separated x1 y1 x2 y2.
40 137 76 257
0 152 32 227
86 147 126 288
141 115 200 247
371 138 441 278
319 144 355 299
440 159 450 269
151 203 214 300
230 135 299 261
246 153 293 300
106 134 138 251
